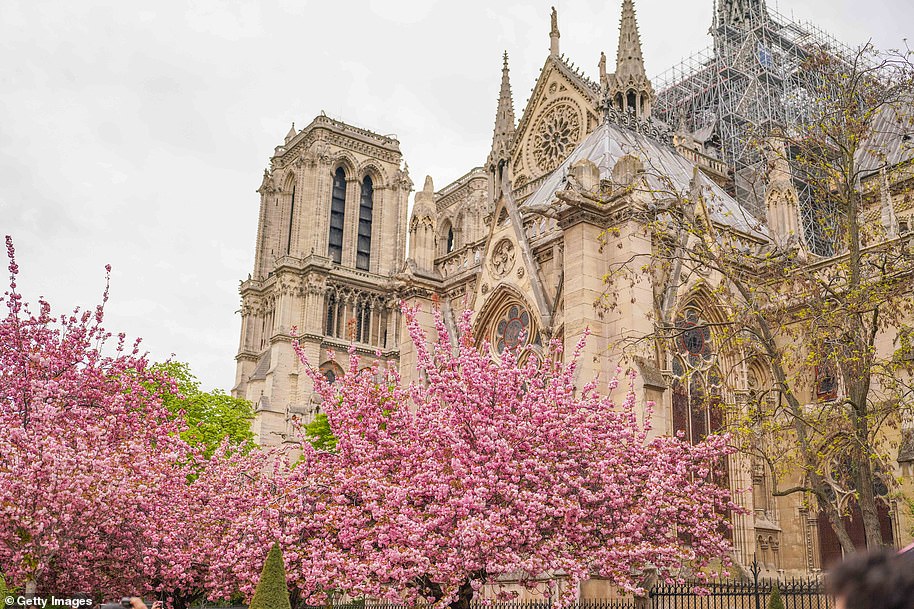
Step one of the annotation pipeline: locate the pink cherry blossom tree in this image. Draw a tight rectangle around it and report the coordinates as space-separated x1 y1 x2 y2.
0 236 202 599
288 305 741 609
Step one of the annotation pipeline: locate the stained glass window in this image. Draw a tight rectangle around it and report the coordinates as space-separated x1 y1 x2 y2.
495 304 530 354
815 363 838 400
676 308 713 367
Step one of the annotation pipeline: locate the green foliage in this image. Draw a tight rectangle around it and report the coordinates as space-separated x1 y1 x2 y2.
0 574 17 609
767 586 785 609
304 412 337 451
151 361 255 458
249 543 291 609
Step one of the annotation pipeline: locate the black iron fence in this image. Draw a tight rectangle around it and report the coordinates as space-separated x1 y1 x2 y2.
651 578 828 609
198 580 829 609
314 582 829 609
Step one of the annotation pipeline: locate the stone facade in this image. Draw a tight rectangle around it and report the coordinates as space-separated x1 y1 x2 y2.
233 115 411 445
235 0 913 584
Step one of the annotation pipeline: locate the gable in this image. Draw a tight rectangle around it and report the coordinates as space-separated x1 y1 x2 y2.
510 56 601 187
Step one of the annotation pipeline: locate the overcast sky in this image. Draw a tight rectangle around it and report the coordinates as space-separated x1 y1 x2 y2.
1 0 910 392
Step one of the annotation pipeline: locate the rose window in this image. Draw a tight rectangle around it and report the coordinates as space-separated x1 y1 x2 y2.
532 103 582 172
495 304 531 354
676 308 713 368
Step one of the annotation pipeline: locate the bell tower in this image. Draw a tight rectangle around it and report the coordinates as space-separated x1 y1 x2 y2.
234 116 412 446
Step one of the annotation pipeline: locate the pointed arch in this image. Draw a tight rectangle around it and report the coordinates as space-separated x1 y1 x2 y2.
331 153 358 178
439 218 455 255
357 161 388 187
356 174 374 270
282 172 298 256
328 167 347 264
473 285 541 359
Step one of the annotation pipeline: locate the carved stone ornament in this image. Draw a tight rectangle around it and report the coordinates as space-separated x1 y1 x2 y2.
517 266 525 278
532 102 582 173
489 239 516 279
481 283 490 294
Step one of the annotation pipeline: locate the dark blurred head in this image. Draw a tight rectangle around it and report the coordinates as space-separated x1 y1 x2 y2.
827 548 914 609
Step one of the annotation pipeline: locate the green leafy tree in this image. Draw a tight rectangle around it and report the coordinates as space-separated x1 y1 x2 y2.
0 574 17 609
152 361 255 458
303 412 337 451
767 586 785 609
249 543 291 609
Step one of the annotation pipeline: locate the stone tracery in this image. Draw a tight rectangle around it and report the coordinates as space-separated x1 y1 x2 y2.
532 101 582 172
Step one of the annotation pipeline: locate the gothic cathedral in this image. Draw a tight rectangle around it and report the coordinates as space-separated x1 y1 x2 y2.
234 0 913 580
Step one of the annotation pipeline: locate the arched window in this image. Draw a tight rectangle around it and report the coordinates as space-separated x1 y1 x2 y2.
446 227 455 253
355 301 371 344
493 304 531 355
286 184 296 255
627 90 637 113
328 168 346 264
356 176 373 270
325 292 337 337
670 306 730 538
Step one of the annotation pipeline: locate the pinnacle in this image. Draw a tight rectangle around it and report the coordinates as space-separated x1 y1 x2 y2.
615 0 646 78
490 51 516 160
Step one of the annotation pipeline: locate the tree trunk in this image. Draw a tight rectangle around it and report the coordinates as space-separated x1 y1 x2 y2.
448 580 474 609
854 453 887 548
817 486 857 555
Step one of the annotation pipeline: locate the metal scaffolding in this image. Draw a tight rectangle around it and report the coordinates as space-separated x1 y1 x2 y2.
653 0 854 251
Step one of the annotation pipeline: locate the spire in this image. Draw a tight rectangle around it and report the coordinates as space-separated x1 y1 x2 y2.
488 51 516 170
284 122 296 144
549 7 560 57
715 0 767 30
608 0 654 119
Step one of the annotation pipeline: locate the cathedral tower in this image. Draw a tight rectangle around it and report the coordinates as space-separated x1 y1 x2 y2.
235 116 411 446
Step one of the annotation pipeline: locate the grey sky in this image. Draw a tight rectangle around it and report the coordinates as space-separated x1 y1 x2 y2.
1 0 910 392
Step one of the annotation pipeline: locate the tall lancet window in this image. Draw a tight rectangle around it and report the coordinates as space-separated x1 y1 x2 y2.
329 168 346 264
356 175 373 271
286 185 296 255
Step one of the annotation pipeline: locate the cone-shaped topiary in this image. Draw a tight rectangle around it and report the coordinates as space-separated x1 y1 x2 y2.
249 543 292 609
767 585 785 609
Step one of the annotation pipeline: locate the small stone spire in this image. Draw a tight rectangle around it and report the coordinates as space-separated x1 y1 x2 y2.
549 7 560 57
490 51 516 162
608 0 654 119
284 122 296 144
488 52 516 200
598 51 608 88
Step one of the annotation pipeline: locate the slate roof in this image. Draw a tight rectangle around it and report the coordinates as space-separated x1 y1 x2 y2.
856 98 914 177
523 120 768 238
